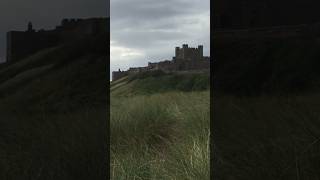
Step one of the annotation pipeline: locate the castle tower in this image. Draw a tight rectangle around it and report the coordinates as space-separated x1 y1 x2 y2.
27 22 33 32
175 47 180 58
198 45 203 59
182 44 188 59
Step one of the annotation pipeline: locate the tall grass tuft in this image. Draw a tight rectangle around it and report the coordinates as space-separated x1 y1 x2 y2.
111 91 210 179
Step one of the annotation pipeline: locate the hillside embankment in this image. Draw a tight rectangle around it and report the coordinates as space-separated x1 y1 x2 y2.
213 34 320 179
0 34 108 179
111 69 210 96
110 71 210 179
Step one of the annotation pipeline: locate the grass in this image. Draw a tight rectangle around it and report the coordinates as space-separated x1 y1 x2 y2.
214 93 320 179
0 108 107 179
212 31 320 179
111 71 210 97
110 91 210 179
0 33 108 179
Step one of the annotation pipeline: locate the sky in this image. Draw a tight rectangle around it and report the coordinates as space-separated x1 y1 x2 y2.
0 0 108 63
110 0 210 74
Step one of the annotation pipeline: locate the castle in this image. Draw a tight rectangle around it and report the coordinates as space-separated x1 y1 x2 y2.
6 18 108 62
112 44 210 81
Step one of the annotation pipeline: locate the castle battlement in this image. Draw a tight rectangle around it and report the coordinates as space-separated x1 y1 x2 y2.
174 44 203 61
112 44 210 81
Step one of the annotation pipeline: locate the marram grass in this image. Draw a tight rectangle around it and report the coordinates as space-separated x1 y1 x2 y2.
111 91 210 179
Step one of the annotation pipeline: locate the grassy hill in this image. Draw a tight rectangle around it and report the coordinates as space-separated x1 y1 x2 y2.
111 70 210 96
110 71 210 179
0 34 107 179
0 35 107 110
213 36 320 179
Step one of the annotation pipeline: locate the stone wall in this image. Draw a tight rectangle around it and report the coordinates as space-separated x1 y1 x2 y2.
112 70 128 81
175 44 203 61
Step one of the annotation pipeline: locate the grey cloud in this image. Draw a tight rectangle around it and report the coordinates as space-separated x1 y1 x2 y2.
111 0 208 29
112 29 191 49
111 0 207 21
110 0 210 74
111 1 209 47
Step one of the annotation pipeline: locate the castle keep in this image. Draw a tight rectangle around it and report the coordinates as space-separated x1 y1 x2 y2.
112 44 210 81
174 44 203 61
6 18 108 62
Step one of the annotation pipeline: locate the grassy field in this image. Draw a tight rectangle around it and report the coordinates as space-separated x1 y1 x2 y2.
110 72 210 179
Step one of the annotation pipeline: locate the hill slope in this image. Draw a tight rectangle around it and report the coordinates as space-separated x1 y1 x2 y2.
110 71 210 179
0 35 107 112
111 70 210 96
0 34 107 179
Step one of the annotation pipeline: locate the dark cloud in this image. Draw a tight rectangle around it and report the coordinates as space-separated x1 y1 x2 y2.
111 0 206 21
110 0 210 74
0 0 109 62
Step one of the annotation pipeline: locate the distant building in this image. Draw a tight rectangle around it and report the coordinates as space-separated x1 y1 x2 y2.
112 44 210 81
174 44 203 61
6 18 108 62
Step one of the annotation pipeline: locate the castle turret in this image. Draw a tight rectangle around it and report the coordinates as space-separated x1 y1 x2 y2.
61 19 69 26
175 47 180 58
198 45 203 59
27 22 34 32
182 44 189 59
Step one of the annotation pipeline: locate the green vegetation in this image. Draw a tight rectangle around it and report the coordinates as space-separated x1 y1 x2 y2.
111 70 210 96
110 73 210 179
0 35 107 179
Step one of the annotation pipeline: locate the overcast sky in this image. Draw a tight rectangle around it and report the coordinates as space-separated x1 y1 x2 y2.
0 0 108 63
110 0 210 74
